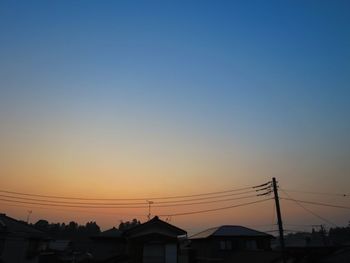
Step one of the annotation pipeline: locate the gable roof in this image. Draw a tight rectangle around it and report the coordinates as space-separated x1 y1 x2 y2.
99 227 123 238
0 213 46 238
190 225 273 239
124 216 186 237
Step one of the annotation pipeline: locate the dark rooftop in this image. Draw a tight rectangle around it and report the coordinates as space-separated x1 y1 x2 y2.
0 213 46 238
99 227 123 238
190 225 273 239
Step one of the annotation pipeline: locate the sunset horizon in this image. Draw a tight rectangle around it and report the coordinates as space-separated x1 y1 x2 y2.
1 0 349 239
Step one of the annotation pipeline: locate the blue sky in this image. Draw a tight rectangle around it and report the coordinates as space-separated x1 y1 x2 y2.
2 1 349 126
0 1 350 228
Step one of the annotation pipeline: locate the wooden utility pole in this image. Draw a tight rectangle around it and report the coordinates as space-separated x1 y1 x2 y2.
272 177 286 263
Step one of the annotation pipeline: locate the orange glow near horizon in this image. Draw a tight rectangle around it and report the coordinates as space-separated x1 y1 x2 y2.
1 0 350 235
1 126 350 233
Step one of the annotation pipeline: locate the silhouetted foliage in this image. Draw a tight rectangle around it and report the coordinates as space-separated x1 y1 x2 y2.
284 223 350 246
328 224 350 245
118 218 141 232
33 219 101 238
34 219 49 230
67 221 78 232
85 221 101 235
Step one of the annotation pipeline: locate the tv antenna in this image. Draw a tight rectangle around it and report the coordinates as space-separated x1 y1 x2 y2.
26 210 32 224
146 200 154 220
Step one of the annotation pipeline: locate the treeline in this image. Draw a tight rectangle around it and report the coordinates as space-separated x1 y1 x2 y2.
285 222 350 245
328 224 350 245
34 220 101 239
118 218 141 231
32 218 141 239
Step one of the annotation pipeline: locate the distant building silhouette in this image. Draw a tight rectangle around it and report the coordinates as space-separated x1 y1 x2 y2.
124 216 187 263
190 225 277 263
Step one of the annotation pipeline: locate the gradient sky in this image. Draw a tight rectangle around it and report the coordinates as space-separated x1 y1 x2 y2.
1 0 350 233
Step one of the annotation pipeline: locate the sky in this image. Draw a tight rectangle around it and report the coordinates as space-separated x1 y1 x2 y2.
0 0 349 234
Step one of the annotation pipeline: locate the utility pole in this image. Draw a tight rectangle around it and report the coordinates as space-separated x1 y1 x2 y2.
272 177 286 263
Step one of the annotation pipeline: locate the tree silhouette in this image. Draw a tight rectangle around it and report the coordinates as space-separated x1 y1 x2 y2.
118 218 141 232
33 219 101 238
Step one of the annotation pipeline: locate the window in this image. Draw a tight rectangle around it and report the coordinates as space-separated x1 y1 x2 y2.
220 241 225 250
219 240 232 250
246 240 257 250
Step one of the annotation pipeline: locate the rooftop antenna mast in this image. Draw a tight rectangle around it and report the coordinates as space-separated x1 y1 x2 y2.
146 200 154 221
26 210 32 224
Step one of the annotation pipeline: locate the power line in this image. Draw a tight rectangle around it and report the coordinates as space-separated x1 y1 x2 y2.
282 189 349 197
281 198 350 210
154 194 260 207
0 198 148 209
0 189 258 206
158 198 273 217
0 182 272 220
280 189 338 227
0 194 146 206
0 201 145 217
155 190 258 203
0 185 258 201
0 194 261 209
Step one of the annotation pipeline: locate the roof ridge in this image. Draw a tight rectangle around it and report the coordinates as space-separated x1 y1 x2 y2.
0 213 45 234
191 225 273 239
124 216 186 236
189 226 220 238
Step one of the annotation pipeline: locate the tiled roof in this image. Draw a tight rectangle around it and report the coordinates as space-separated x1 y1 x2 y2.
190 225 272 239
124 216 187 237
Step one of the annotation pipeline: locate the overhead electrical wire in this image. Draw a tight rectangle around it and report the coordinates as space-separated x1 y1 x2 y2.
0 184 257 201
282 189 349 197
154 190 258 203
0 201 145 217
280 189 338 227
154 194 260 207
0 193 261 209
11 179 343 225
0 182 273 219
0 190 262 207
281 197 350 210
158 198 273 217
0 189 258 206
0 198 148 209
